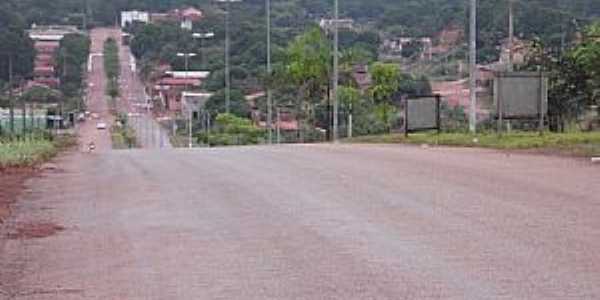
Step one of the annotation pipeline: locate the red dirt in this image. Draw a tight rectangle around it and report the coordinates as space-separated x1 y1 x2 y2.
0 168 37 224
6 222 65 240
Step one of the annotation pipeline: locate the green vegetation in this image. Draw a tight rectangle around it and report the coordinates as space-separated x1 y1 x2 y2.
197 113 265 146
346 131 600 156
103 38 121 105
0 135 75 168
57 33 91 111
111 114 137 149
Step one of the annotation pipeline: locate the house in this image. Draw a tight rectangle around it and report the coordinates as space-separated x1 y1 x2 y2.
28 25 80 42
154 77 202 111
32 41 61 88
319 18 355 32
28 26 81 89
165 71 210 80
257 110 299 131
382 37 433 60
352 65 372 92
176 7 204 30
498 37 532 68
121 11 150 28
148 7 204 30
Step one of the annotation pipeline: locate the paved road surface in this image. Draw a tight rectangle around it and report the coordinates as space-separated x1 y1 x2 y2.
1 27 599 300
0 144 599 299
81 27 170 151
117 32 171 149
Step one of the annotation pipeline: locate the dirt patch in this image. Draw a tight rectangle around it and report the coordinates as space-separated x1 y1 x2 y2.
6 222 65 240
0 168 37 224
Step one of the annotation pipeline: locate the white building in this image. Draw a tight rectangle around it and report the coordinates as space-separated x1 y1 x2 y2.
121 11 150 28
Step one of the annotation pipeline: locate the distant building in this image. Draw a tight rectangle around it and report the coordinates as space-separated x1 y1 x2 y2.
382 37 433 60
146 7 204 30
154 78 202 111
319 18 355 32
151 68 210 112
175 7 203 30
28 25 81 42
28 25 75 89
121 11 150 28
352 65 372 92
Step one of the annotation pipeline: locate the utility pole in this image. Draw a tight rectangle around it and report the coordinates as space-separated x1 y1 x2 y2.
266 0 273 144
192 32 214 69
469 0 478 133
508 0 515 72
83 0 88 30
8 55 14 135
177 52 197 149
225 2 231 114
332 0 339 142
216 0 242 114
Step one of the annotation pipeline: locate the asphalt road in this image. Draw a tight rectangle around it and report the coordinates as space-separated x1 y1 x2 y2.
80 27 170 151
117 33 171 149
0 144 599 299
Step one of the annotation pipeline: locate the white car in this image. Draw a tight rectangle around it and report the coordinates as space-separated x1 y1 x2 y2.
96 122 108 130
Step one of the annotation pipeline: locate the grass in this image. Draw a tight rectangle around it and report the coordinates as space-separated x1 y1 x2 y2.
345 131 600 157
0 135 77 169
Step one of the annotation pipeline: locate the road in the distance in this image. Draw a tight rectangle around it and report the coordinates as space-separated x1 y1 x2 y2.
0 144 599 299
117 29 171 149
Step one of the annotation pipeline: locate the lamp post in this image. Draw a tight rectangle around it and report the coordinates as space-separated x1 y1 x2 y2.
266 0 273 144
332 0 340 142
192 32 215 69
469 0 478 133
177 52 197 149
216 0 242 114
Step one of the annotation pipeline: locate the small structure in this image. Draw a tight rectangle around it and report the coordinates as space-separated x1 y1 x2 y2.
148 7 203 30
165 71 210 80
352 65 372 92
28 25 81 42
182 92 213 119
493 71 548 133
121 11 150 28
176 7 204 30
382 37 433 60
319 18 355 32
154 77 202 112
404 95 442 137
32 40 61 89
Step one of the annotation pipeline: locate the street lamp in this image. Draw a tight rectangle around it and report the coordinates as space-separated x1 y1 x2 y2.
216 0 242 114
266 0 273 144
332 0 340 143
469 0 478 133
177 52 197 149
176 52 197 78
192 32 215 69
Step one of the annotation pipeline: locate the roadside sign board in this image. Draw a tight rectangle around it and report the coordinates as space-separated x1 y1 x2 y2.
493 71 548 132
404 95 442 136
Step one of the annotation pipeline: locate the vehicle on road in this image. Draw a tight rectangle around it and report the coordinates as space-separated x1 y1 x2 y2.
96 122 107 130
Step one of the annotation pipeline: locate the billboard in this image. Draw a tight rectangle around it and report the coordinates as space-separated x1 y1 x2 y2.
494 72 548 119
404 95 441 136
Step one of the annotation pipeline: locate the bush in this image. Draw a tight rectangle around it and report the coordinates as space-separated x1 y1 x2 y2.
197 113 265 146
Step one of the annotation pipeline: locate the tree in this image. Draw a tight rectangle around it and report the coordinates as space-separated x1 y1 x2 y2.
205 89 250 118
198 113 265 146
572 23 600 104
20 86 63 104
283 27 332 141
57 34 90 99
